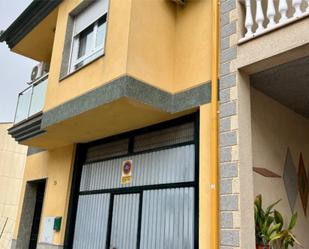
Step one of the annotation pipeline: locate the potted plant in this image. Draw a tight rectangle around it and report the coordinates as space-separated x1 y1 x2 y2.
255 195 282 249
272 210 301 249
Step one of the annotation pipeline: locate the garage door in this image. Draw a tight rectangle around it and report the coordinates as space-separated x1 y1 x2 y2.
69 116 198 249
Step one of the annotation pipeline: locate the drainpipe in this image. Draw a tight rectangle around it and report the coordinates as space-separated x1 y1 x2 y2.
210 0 220 248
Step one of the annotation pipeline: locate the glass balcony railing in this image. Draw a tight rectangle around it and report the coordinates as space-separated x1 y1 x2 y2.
14 74 48 124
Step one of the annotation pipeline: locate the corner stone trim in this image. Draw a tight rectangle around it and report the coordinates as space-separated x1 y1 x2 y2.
220 0 240 248
41 75 211 129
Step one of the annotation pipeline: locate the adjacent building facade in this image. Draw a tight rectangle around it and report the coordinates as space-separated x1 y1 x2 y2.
219 0 309 247
0 123 27 249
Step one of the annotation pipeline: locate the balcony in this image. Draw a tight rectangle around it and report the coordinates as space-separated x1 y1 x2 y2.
240 0 309 43
14 74 48 124
8 74 48 142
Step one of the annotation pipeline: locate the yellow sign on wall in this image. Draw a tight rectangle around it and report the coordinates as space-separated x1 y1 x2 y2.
121 160 133 185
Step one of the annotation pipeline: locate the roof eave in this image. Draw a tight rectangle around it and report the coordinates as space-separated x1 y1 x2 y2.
0 0 62 49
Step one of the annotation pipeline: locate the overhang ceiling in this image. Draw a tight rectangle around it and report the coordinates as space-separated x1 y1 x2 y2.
12 8 58 62
251 56 309 118
21 98 197 149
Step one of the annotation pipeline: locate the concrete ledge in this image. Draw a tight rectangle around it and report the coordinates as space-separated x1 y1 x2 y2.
41 75 211 129
8 112 46 143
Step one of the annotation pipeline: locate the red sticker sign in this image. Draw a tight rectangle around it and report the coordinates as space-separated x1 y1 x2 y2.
121 160 133 185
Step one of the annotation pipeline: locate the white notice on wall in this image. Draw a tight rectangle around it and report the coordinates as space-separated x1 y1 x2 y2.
41 217 55 244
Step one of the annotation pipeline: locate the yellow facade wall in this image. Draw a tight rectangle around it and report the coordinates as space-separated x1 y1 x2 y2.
127 0 212 93
0 124 27 249
10 0 214 246
199 105 212 249
44 0 132 111
174 0 212 92
126 0 176 92
11 104 212 247
13 145 75 245
43 0 213 112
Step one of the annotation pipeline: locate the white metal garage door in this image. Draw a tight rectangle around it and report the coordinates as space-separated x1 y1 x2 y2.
70 117 198 249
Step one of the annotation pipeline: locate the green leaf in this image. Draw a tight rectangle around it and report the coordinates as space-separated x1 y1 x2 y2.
268 223 281 235
265 199 281 216
274 210 283 230
288 213 297 230
269 233 283 241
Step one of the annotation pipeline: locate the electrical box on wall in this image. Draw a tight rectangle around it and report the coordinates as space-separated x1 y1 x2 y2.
41 217 54 244
54 217 62 232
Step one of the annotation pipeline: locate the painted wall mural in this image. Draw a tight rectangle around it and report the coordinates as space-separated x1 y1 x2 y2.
253 147 309 214
277 148 309 215
283 148 299 212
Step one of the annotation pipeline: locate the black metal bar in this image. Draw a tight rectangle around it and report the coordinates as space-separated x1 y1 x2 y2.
105 194 115 249
194 111 200 249
128 135 135 154
136 192 143 249
79 181 196 196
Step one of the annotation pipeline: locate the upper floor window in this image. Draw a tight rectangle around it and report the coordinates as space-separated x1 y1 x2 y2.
69 0 109 72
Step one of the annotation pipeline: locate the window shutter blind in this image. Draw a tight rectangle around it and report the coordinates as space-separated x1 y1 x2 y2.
74 0 109 35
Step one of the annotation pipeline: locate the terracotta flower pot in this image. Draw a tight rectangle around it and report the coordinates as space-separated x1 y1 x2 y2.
256 245 270 249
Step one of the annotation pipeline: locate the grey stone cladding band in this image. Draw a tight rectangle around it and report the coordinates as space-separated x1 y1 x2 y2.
27 147 46 156
41 75 212 129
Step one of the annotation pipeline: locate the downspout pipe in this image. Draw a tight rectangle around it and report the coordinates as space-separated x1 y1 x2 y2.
210 0 220 248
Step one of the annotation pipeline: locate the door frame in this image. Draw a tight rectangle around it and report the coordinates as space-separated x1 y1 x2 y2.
64 113 200 249
14 179 47 249
28 179 46 249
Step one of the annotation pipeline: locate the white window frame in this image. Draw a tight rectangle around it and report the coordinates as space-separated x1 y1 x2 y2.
69 4 108 73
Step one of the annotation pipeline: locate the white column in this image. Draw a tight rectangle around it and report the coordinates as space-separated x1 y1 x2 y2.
244 0 254 38
255 0 265 33
278 0 288 23
267 0 276 28
292 0 303 17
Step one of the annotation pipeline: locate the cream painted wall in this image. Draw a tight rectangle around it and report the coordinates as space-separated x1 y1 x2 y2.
0 123 27 249
251 88 309 248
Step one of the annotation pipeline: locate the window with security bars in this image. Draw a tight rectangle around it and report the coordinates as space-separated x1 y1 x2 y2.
84 121 195 163
133 122 194 152
85 139 129 163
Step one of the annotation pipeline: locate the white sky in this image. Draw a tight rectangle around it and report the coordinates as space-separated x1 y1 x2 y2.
0 0 37 122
